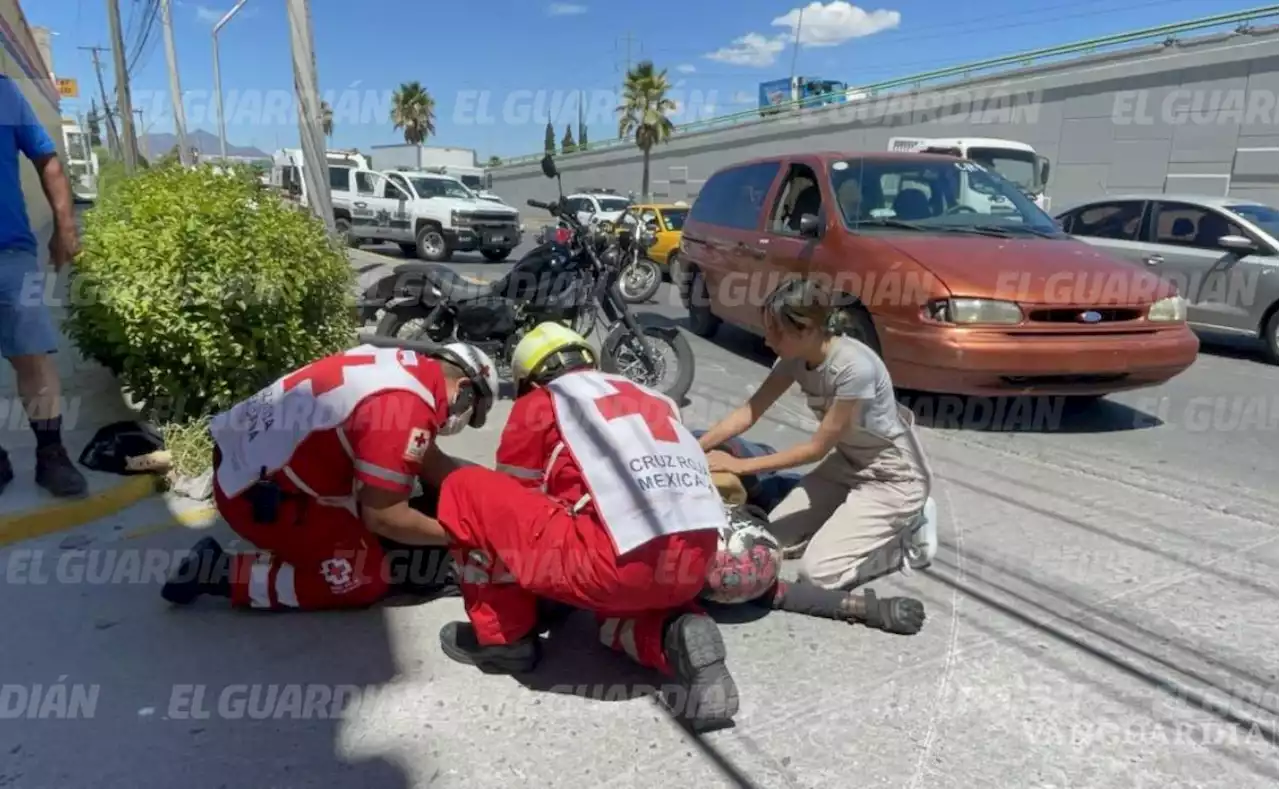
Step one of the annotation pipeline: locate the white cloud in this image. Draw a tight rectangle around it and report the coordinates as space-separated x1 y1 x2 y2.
676 63 697 74
195 4 258 25
546 3 587 15
704 33 787 67
732 90 756 104
771 2 901 47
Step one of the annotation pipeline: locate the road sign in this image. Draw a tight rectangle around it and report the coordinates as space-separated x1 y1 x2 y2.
56 78 79 98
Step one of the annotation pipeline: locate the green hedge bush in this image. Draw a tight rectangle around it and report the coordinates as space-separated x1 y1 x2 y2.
67 163 356 424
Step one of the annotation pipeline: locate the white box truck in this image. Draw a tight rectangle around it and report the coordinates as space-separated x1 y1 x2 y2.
370 144 490 192
888 136 1052 211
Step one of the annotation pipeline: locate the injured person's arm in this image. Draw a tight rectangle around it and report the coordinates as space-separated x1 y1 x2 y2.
359 485 453 546
753 580 926 635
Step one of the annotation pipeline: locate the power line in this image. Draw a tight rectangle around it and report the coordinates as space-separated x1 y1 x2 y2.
127 0 161 76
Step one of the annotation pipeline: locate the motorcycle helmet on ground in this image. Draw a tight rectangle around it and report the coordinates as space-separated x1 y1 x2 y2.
431 342 500 432
510 322 598 395
702 504 783 605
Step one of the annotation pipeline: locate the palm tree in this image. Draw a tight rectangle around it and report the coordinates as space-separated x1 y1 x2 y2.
616 60 676 200
320 100 334 140
390 81 436 145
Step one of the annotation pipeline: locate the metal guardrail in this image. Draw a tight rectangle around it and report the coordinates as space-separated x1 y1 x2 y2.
497 6 1279 168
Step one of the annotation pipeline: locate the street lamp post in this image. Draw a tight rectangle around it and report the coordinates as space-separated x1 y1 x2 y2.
212 0 249 161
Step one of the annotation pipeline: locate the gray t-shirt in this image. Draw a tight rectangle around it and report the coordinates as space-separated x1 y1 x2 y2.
775 336 905 452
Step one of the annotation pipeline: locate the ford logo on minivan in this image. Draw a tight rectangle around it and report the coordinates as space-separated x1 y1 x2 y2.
1079 310 1103 323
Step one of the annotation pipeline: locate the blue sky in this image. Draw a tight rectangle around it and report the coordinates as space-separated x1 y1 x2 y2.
29 0 1261 159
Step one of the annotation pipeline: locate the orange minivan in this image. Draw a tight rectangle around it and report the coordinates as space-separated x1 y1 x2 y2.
677 151 1200 396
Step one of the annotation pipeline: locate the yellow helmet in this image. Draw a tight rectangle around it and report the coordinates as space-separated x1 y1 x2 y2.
511 322 598 391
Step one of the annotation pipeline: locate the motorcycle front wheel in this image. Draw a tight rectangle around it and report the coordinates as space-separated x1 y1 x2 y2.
617 257 662 304
601 324 695 404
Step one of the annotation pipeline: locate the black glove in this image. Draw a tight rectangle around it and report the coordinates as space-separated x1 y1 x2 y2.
861 588 926 635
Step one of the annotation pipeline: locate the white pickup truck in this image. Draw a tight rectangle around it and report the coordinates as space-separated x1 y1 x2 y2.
888 136 1053 211
329 168 522 262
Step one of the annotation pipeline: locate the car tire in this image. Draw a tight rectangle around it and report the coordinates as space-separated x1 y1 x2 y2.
334 217 358 248
839 305 882 356
1265 310 1278 365
686 268 721 338
415 224 451 262
667 251 684 287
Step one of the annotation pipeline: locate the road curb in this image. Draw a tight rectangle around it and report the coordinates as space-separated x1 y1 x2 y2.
0 475 161 549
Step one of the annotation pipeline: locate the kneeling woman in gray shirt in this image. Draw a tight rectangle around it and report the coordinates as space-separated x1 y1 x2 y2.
698 279 935 590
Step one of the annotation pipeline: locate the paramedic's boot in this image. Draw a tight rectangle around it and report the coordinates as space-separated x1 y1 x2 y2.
535 598 575 635
438 622 540 674
662 613 739 732
161 537 231 605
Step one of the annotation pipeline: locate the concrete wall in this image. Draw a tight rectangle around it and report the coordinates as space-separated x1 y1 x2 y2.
491 26 1279 219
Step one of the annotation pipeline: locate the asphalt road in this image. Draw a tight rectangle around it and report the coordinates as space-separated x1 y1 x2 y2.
0 243 1275 789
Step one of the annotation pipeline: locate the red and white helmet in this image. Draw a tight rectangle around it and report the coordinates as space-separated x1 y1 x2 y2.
702 505 782 605
432 342 500 429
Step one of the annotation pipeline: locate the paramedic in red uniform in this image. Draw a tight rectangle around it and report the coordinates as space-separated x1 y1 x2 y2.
432 323 739 731
160 341 499 610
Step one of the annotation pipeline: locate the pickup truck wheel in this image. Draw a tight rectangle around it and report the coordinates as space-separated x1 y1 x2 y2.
1264 310 1278 364
334 217 358 248
416 225 451 262
481 248 511 262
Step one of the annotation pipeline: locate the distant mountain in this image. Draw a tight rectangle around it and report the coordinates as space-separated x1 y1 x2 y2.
140 128 270 160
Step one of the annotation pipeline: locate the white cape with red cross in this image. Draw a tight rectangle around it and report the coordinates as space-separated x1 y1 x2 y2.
546 371 727 556
209 345 438 498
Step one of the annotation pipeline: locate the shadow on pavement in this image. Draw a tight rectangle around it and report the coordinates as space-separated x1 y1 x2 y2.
0 523 416 788
1194 330 1273 365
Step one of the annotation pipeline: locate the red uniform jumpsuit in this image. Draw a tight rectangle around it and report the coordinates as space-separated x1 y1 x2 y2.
434 383 719 675
212 353 448 610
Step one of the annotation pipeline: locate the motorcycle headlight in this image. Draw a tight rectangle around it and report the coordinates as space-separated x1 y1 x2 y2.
1147 295 1187 322
925 298 1023 325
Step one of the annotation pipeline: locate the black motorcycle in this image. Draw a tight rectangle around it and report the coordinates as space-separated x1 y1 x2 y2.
358 154 695 403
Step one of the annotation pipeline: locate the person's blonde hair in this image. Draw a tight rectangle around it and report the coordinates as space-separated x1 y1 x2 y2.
761 278 850 336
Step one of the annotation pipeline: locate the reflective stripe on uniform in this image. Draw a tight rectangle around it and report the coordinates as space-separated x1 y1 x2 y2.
496 463 543 481
246 558 301 608
460 550 516 584
354 459 413 487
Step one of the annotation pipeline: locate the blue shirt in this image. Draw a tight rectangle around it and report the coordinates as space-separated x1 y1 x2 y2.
0 76 58 253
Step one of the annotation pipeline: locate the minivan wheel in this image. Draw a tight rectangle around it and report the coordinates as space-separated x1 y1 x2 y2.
840 306 882 356
1264 310 1278 364
686 269 721 338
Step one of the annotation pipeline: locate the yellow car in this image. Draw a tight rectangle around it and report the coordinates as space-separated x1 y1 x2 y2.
617 202 690 282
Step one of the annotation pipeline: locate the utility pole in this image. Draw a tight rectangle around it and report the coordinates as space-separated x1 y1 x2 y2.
79 45 120 157
159 0 190 166
213 1 250 162
616 32 639 76
134 109 150 160
104 0 139 172
788 6 805 101
286 0 334 234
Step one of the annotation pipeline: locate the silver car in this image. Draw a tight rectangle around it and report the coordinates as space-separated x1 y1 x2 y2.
1056 194 1278 363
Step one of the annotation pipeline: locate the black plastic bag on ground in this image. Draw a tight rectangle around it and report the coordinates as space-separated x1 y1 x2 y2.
78 420 165 475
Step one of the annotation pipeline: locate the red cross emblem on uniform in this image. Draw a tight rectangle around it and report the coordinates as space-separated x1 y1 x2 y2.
594 380 679 442
282 354 378 396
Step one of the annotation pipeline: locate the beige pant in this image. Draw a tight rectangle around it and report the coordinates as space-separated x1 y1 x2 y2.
768 409 930 590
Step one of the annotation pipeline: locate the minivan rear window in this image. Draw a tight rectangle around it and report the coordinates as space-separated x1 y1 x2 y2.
689 161 780 230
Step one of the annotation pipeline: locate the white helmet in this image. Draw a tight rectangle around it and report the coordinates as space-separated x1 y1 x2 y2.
433 342 500 430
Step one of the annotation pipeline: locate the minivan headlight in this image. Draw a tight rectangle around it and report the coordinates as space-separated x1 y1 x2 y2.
1147 295 1187 322
925 298 1024 325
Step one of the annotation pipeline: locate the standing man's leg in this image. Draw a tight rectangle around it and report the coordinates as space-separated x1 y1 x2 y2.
0 251 85 497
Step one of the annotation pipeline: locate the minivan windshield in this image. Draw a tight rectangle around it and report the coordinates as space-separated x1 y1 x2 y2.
1225 204 1279 240
830 157 1062 236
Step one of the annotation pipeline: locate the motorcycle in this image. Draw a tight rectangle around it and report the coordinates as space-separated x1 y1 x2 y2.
615 219 663 305
357 154 696 403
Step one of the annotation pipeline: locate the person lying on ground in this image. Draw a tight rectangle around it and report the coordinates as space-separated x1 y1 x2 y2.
697 278 938 592
160 341 499 610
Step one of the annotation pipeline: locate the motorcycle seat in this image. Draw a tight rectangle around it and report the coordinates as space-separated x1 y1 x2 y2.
415 264 496 302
